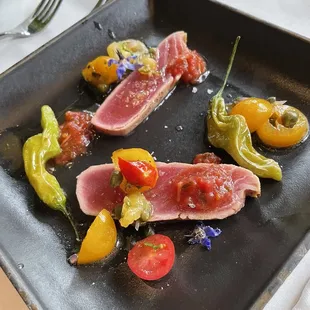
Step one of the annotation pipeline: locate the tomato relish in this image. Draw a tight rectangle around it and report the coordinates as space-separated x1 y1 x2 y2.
174 165 233 211
193 152 222 164
166 50 206 84
55 111 94 165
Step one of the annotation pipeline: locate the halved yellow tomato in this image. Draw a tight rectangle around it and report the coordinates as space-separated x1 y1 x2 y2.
257 104 309 148
77 209 117 264
231 98 273 133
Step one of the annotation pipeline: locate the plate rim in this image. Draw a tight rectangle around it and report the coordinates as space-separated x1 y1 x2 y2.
0 0 309 308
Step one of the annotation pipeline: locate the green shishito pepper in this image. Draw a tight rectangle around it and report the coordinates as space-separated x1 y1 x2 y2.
23 105 80 240
207 37 282 181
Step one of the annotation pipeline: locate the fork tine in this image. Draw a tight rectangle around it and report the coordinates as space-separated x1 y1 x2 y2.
42 0 62 24
32 0 51 19
38 0 62 24
36 0 55 21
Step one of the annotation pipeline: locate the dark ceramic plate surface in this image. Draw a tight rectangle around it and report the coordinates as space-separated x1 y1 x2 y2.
1 0 310 309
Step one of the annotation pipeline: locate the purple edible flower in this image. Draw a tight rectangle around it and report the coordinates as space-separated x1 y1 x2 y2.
108 55 141 80
186 223 222 250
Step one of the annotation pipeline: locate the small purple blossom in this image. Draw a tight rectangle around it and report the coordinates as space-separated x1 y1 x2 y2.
108 55 141 80
186 223 222 250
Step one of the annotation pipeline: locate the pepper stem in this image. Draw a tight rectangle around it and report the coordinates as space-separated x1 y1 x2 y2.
216 36 241 98
63 209 81 242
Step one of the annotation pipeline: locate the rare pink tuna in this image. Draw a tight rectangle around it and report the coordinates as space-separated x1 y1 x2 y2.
76 162 260 221
91 31 190 135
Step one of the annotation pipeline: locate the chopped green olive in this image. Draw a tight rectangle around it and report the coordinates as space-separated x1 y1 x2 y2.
267 97 276 103
110 170 124 188
282 110 299 128
119 192 152 228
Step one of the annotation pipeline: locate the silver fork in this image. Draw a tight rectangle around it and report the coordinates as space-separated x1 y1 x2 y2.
0 0 62 40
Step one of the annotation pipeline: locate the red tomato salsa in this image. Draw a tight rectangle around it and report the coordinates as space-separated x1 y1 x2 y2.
128 234 175 281
193 152 222 164
167 50 206 84
174 165 233 211
55 111 94 165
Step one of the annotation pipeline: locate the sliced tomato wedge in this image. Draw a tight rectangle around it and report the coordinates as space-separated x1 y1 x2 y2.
118 157 158 188
127 234 175 281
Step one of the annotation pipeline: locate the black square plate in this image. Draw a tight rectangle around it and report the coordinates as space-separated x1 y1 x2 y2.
1 0 310 309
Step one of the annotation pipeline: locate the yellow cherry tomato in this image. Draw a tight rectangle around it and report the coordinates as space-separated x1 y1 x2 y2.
77 209 117 264
111 148 158 194
231 98 273 133
82 56 118 88
257 104 309 148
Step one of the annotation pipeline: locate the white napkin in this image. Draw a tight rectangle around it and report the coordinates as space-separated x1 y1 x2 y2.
263 250 310 309
293 278 310 310
0 0 99 74
214 0 310 40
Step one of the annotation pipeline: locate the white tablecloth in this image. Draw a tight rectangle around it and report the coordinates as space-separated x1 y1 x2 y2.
1 1 310 309
0 0 99 74
214 0 310 41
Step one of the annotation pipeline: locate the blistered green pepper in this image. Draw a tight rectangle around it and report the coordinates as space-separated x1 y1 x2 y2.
23 105 80 240
207 37 282 181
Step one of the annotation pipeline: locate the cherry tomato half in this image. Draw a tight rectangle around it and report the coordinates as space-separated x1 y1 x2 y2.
77 209 117 264
231 98 273 133
118 158 158 188
128 234 175 281
112 148 158 193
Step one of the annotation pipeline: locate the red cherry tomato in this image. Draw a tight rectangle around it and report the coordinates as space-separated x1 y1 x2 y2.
118 157 158 188
127 234 175 281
